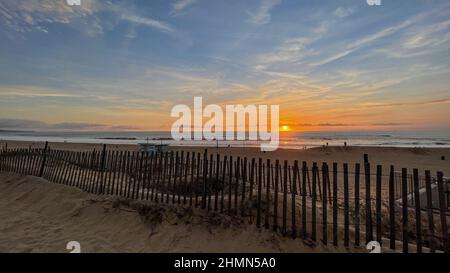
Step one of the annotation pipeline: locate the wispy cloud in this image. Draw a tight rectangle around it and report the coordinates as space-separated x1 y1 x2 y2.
121 14 175 33
0 118 138 131
170 0 197 16
0 0 175 36
310 13 426 67
333 7 353 18
248 0 282 25
255 37 314 67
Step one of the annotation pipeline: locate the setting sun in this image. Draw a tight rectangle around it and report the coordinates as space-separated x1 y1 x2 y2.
281 125 290 132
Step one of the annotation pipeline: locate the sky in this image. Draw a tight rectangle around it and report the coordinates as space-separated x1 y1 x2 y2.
0 0 450 132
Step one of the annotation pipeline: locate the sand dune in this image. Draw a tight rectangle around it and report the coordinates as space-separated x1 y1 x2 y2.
0 172 367 253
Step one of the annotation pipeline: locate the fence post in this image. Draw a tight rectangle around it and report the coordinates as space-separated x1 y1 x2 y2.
344 163 349 247
389 165 396 250
256 158 263 228
322 162 328 245
355 163 361 247
201 150 208 209
208 154 214 210
273 160 279 232
365 163 373 244
302 162 307 239
264 159 271 229
160 152 168 202
332 162 338 246
228 156 233 215
424 170 435 252
413 168 422 253
98 144 107 194
220 156 227 213
241 157 247 216
291 160 298 239
248 158 255 222
190 152 196 206
376 165 382 246
311 162 317 241
195 152 201 207
215 154 220 211
234 157 240 215
282 160 288 236
402 168 408 253
38 141 49 177
437 172 449 253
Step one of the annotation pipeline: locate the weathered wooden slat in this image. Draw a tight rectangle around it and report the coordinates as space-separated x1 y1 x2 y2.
248 158 255 221
228 156 233 215
365 163 373 243
189 152 196 206
344 163 349 247
215 154 220 211
173 151 180 204
437 172 449 253
413 168 422 253
311 162 317 241
424 170 435 253
241 157 247 217
402 168 409 253
333 162 338 246
234 157 240 215
207 154 214 210
302 162 307 239
160 152 168 203
291 160 298 239
322 162 328 245
376 165 382 245
282 160 288 236
273 160 280 232
220 156 227 213
201 151 207 209
195 152 201 208
256 158 263 228
389 165 396 250
263 159 271 229
354 163 360 247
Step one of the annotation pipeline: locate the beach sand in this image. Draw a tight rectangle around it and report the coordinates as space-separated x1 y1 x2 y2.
0 172 364 253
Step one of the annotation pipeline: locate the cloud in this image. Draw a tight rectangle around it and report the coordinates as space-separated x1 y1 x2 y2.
361 96 450 108
170 0 197 16
310 13 426 67
0 118 49 130
333 7 353 18
255 37 314 65
49 122 104 130
121 14 175 33
370 122 411 126
248 0 282 25
0 0 97 34
0 0 175 36
0 118 137 131
294 123 355 127
0 86 82 98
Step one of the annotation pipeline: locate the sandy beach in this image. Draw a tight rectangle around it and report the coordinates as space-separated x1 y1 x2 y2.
0 172 366 253
0 140 448 252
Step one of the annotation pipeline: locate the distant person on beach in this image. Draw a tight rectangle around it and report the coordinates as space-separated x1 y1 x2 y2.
344 142 347 147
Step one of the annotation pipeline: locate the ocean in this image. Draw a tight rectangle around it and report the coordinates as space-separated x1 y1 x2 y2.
1 130 449 149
